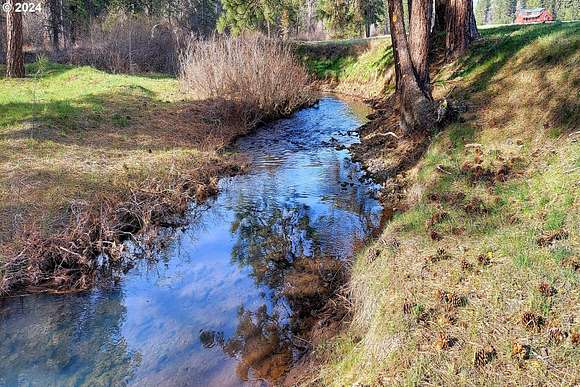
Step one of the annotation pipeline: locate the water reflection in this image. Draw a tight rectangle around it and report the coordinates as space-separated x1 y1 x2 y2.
0 289 138 385
0 97 381 386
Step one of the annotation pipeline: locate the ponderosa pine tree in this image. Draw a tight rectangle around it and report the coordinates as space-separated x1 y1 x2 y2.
475 0 492 24
387 0 436 133
359 0 385 37
445 0 479 58
6 0 25 78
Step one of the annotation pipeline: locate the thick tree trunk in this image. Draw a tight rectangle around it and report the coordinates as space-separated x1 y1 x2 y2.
409 0 433 92
468 3 480 40
388 0 436 133
445 0 479 58
434 0 446 33
6 0 25 78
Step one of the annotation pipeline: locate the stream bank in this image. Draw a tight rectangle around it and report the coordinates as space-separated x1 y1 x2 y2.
0 96 385 386
296 22 580 386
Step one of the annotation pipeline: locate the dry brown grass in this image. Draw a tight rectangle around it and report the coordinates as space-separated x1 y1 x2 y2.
0 66 258 295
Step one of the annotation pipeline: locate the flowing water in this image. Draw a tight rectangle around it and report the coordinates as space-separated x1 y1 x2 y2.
0 96 383 386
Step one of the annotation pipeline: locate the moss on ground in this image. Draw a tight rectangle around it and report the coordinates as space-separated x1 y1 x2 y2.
314 22 579 386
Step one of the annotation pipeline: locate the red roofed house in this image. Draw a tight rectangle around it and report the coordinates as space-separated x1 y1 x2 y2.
515 8 555 24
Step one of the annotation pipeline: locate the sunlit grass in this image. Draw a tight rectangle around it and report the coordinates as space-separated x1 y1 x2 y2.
0 64 238 243
317 21 580 386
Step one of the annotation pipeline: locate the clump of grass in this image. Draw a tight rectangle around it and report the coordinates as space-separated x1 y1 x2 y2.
179 34 313 127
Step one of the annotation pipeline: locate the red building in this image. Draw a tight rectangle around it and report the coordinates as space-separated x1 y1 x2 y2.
515 8 555 24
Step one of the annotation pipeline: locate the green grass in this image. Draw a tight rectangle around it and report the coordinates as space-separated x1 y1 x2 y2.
296 38 394 97
316 22 580 386
0 63 242 244
0 63 180 131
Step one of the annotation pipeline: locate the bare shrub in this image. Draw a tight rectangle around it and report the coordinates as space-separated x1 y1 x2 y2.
57 12 184 74
179 34 313 126
23 12 49 50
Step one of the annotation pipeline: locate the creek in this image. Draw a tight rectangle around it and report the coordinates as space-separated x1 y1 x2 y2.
0 96 383 386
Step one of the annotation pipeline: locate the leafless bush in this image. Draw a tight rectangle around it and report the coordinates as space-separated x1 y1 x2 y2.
23 12 49 49
57 12 184 74
179 34 313 126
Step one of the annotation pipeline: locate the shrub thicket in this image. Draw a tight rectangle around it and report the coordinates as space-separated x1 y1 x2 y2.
57 13 184 74
179 34 312 127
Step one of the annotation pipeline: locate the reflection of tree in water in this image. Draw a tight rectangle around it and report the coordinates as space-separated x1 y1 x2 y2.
0 289 139 385
230 193 320 294
201 305 292 382
199 134 381 383
199 254 347 383
201 192 351 383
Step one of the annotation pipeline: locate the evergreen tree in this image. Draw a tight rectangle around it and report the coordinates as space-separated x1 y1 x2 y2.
490 0 517 24
316 0 383 38
475 0 492 24
217 0 302 37
316 0 359 38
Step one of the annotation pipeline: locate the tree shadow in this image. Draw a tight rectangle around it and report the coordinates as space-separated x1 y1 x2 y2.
0 88 230 152
452 22 579 93
1 63 76 80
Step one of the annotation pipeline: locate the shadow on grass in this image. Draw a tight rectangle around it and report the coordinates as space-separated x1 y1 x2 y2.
1 62 176 81
0 88 224 152
454 22 580 92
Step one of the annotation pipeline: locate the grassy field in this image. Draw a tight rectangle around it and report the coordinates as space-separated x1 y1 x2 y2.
0 63 252 292
312 22 579 386
0 63 221 240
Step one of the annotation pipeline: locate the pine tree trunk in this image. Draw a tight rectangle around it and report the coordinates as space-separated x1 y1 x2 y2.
48 0 62 51
445 0 479 58
434 0 446 33
6 0 25 78
409 0 433 92
388 0 436 133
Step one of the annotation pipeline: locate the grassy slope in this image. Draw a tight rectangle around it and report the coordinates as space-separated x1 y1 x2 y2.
297 37 394 98
315 22 579 385
0 64 241 247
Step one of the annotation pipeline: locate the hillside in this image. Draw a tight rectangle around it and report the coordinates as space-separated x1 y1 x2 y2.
302 22 579 385
296 37 394 98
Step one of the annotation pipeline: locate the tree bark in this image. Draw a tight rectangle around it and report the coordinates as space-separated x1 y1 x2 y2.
6 0 25 78
434 0 446 33
445 0 479 58
409 0 433 92
48 0 62 51
388 0 436 133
